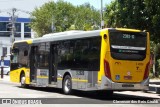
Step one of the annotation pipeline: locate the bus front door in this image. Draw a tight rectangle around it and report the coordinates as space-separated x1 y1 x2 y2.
49 44 58 84
30 46 38 83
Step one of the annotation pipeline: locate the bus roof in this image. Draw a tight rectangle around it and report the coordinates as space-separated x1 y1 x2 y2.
32 30 101 43
12 39 33 48
42 30 85 37
12 28 144 46
115 28 141 32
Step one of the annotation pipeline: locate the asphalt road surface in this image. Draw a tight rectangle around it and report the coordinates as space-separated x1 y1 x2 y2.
0 78 160 107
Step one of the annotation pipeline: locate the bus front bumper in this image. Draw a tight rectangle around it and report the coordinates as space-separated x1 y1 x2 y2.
100 76 149 91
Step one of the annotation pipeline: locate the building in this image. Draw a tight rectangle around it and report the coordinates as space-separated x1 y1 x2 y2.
0 16 34 66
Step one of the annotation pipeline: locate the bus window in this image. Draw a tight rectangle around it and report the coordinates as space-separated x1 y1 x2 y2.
11 52 18 63
37 43 49 68
24 50 28 56
36 54 49 68
58 37 101 71
109 31 147 61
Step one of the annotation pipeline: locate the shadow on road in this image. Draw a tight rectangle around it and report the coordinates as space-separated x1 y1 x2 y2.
71 90 158 101
17 86 159 101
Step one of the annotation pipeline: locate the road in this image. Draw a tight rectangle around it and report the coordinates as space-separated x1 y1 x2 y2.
0 76 160 107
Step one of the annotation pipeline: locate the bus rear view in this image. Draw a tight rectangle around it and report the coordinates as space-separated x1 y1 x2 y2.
99 28 150 91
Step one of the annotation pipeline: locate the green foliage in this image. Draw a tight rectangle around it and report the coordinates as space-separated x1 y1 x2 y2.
105 0 147 29
104 0 160 43
150 41 156 53
104 0 119 27
30 2 54 36
145 0 160 43
74 3 100 31
30 1 100 37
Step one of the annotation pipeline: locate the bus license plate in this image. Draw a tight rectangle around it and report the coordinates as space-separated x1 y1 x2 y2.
122 84 134 87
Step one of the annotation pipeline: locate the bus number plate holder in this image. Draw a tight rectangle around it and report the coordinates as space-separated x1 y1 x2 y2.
122 84 134 87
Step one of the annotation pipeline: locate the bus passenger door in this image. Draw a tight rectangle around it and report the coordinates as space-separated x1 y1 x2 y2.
30 46 38 83
49 44 58 84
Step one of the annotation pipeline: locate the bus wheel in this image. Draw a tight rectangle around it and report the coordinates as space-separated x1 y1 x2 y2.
20 73 28 88
63 75 72 95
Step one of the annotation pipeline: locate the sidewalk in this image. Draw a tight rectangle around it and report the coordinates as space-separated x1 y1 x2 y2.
149 79 160 94
0 75 10 82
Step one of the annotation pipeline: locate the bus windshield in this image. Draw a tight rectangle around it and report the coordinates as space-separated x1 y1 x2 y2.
10 50 20 71
109 31 147 61
11 52 18 63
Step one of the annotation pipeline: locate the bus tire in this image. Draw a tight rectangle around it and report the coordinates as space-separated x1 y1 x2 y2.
20 73 28 88
62 75 72 95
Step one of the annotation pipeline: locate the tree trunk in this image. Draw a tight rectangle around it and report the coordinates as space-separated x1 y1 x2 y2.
153 45 156 77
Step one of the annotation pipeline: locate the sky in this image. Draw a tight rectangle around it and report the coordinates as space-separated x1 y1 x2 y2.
0 0 112 18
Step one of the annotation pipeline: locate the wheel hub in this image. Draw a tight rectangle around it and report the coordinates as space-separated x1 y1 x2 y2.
65 79 71 92
21 77 25 84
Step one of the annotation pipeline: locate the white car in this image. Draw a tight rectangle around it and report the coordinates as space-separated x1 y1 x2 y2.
0 66 10 75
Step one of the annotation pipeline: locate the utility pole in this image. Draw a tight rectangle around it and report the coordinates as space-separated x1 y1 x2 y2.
1 56 4 79
51 15 54 33
0 8 17 43
10 8 17 43
101 0 104 29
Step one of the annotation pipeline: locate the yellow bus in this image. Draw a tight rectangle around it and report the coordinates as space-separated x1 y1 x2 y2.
10 28 150 95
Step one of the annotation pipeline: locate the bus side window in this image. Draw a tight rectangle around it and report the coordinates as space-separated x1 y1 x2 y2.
11 54 14 60
24 50 28 56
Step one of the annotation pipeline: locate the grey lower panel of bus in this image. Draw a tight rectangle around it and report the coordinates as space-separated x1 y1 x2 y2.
36 69 49 87
31 69 149 91
31 69 99 90
99 76 149 91
56 70 99 91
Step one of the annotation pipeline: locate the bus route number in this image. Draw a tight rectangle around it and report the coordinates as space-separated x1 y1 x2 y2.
123 34 135 39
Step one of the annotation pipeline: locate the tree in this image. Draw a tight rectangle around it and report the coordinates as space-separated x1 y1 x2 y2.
74 3 100 30
105 0 148 30
30 1 56 36
30 0 75 36
144 0 160 43
104 0 119 27
30 1 100 37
